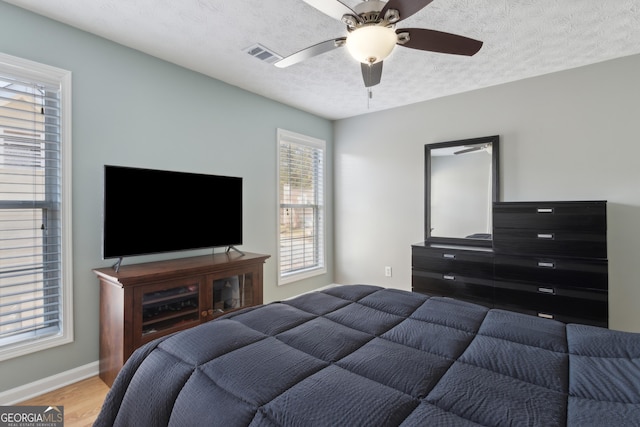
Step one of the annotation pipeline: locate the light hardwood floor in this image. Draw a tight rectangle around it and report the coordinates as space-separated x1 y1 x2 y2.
18 376 109 427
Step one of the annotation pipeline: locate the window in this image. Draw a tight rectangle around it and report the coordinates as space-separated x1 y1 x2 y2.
0 52 72 361
277 129 326 284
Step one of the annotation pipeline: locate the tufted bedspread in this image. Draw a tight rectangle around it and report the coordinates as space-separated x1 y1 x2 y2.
94 285 640 426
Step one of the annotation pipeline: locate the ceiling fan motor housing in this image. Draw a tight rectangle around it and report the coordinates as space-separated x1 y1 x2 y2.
345 1 399 28
353 0 387 15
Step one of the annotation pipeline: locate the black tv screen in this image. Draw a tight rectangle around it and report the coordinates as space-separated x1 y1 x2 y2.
103 165 242 259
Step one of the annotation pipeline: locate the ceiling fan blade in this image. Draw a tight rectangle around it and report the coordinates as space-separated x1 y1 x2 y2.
361 61 383 87
275 38 346 68
380 0 434 22
454 146 482 155
302 0 357 21
398 28 483 56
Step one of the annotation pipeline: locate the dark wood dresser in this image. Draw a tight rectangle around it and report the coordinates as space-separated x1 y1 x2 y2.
412 200 608 327
411 244 494 307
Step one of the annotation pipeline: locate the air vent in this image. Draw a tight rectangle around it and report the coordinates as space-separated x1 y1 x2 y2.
243 44 282 64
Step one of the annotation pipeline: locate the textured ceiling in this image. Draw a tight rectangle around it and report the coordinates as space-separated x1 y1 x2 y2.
3 0 640 120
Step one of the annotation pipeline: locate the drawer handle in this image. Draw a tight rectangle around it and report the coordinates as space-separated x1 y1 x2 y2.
443 274 456 281
537 233 554 239
538 313 554 320
443 253 456 259
538 287 555 295
537 261 555 268
537 208 554 214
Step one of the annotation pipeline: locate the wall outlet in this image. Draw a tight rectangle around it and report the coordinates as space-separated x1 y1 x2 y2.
384 266 392 277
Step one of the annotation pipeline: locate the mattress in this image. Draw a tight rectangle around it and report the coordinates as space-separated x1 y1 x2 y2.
94 284 640 426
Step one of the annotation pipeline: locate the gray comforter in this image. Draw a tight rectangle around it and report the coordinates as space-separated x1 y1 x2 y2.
94 285 640 426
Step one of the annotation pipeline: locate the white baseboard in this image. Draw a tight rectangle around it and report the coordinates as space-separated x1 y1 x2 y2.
0 360 100 405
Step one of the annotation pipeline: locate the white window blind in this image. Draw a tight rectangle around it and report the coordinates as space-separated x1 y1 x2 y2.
0 52 72 360
278 129 326 283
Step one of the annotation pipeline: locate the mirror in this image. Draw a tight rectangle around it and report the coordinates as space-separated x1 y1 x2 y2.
425 135 499 246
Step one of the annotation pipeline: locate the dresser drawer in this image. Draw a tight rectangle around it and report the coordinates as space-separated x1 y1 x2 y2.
493 287 607 327
412 270 493 306
493 201 606 232
493 228 606 258
412 245 493 279
494 255 608 291
493 278 607 302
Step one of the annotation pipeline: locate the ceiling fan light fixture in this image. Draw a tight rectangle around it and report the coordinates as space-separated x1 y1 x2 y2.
346 25 397 64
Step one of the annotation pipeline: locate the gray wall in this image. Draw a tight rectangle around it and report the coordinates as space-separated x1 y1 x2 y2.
0 2 333 392
334 53 640 333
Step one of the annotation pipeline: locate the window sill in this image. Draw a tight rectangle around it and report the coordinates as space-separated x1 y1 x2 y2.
0 331 73 362
279 266 327 286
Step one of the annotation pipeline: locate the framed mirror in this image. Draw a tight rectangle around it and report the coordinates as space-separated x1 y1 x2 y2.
425 135 500 247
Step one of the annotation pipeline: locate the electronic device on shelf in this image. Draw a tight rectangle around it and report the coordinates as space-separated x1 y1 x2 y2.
102 165 243 270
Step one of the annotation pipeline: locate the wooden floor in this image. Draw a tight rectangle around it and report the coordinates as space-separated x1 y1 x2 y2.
18 376 110 427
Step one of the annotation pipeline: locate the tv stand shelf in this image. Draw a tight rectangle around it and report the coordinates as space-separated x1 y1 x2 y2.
94 251 270 387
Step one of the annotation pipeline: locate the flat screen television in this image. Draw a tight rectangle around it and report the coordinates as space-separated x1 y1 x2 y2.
103 165 242 261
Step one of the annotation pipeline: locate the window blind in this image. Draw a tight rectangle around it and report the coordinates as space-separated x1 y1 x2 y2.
0 72 63 344
278 131 325 279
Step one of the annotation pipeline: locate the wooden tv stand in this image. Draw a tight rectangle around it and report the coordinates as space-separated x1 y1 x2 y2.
94 251 270 386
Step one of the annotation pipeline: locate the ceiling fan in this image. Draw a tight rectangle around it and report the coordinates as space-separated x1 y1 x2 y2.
275 0 483 88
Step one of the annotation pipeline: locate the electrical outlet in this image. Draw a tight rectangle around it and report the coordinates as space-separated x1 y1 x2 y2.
384 266 392 277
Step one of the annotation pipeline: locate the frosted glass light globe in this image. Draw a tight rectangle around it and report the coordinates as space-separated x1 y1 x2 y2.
346 25 397 64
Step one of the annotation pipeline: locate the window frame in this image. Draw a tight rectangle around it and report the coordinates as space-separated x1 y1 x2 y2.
277 129 326 285
0 52 73 361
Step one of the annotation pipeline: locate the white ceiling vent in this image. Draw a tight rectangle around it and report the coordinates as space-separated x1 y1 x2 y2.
243 44 282 64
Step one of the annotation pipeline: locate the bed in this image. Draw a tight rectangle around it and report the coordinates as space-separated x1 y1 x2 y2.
94 284 640 426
